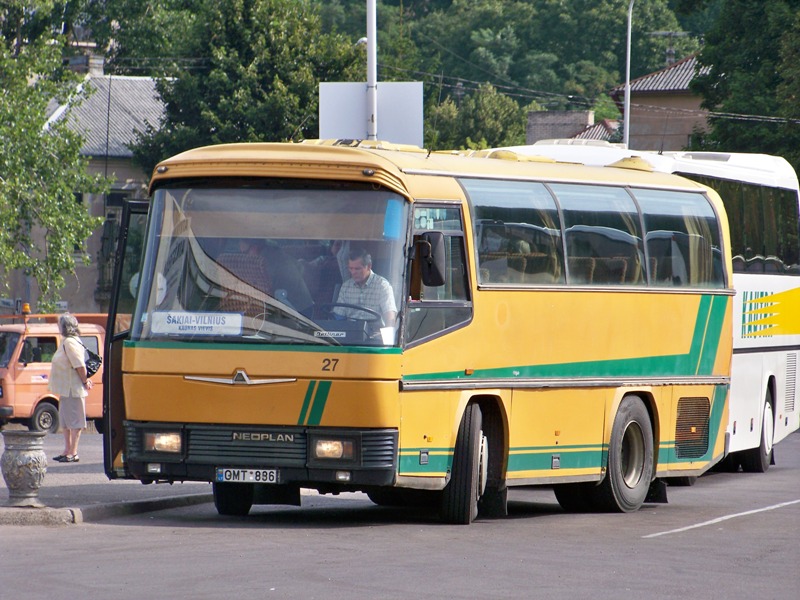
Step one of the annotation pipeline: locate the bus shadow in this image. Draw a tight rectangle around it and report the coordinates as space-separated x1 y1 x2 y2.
104 491 567 530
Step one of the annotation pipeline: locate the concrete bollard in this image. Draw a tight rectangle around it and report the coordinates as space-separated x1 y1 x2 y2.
1 430 48 507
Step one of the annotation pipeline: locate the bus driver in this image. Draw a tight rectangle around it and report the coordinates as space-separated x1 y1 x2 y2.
333 249 397 327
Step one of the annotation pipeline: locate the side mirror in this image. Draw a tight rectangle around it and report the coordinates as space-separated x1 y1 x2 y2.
418 232 446 287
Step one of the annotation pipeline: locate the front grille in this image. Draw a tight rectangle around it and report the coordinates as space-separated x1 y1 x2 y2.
361 431 398 468
125 422 398 469
675 397 710 458
187 424 307 466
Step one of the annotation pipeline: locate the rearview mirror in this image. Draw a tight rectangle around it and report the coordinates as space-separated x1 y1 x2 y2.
418 232 446 287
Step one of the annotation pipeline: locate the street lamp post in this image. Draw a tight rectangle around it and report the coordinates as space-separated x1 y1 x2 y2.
624 0 634 148
366 0 377 140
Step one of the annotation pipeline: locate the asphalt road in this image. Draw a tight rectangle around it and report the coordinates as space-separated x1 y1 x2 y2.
1 432 798 600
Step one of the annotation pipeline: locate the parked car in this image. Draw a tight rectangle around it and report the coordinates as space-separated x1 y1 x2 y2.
0 311 106 433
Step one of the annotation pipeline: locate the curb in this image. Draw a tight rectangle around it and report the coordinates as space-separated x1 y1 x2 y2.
0 493 213 526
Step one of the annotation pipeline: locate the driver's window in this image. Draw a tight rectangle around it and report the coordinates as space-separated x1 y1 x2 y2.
406 206 472 345
19 337 57 363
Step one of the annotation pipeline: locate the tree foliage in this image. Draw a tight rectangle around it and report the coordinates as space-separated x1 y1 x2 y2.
319 0 696 148
689 0 800 173
0 2 106 310
126 0 364 174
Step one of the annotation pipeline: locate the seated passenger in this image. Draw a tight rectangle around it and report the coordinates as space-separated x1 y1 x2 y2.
303 240 344 310
259 241 314 316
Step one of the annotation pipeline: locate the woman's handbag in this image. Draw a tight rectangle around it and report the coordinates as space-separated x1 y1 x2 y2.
77 339 103 378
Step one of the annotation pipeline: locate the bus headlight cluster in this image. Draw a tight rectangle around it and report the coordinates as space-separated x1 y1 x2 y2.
144 431 182 453
314 439 354 460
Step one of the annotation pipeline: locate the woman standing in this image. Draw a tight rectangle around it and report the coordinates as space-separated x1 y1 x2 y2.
48 313 93 463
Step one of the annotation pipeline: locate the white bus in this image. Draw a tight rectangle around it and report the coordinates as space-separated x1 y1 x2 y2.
503 140 800 473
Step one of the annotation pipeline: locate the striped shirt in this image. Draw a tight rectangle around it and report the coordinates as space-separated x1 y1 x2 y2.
333 272 396 321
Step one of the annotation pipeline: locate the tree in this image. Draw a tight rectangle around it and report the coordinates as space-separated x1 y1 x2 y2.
689 0 800 170
83 0 204 77
776 10 800 172
129 0 364 174
0 3 106 310
425 83 534 150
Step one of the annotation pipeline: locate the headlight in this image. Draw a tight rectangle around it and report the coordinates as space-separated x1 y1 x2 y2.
314 439 354 460
144 431 182 453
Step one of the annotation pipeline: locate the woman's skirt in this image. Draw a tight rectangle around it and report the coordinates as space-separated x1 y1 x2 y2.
59 395 87 430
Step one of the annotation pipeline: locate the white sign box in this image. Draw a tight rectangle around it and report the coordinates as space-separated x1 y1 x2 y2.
319 81 423 147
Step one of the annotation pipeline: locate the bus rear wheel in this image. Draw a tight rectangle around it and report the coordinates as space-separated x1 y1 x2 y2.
592 395 653 512
440 403 487 524
213 482 254 516
741 389 774 473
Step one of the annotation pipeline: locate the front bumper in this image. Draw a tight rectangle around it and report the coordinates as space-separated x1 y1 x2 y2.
123 421 398 487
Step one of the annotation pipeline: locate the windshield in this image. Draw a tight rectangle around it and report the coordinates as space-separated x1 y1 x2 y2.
131 182 409 347
0 332 21 368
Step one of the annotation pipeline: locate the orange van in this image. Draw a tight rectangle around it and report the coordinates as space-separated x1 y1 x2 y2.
0 313 105 433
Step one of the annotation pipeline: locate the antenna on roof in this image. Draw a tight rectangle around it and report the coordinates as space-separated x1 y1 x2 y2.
648 31 690 67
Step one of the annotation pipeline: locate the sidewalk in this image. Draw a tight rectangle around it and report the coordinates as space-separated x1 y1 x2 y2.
0 428 212 525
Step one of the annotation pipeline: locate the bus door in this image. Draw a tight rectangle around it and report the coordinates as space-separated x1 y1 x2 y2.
103 200 149 479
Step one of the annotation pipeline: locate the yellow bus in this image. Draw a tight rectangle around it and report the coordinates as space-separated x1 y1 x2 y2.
103 140 733 524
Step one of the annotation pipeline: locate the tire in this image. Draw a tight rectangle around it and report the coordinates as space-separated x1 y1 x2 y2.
213 482 254 516
553 482 596 512
592 395 654 512
741 389 774 473
29 402 59 433
440 403 487 524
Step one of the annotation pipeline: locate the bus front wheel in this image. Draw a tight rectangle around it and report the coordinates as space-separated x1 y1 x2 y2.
592 395 653 512
441 403 487 524
741 389 774 473
213 482 254 516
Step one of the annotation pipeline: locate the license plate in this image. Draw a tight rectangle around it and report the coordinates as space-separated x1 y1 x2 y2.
215 468 279 483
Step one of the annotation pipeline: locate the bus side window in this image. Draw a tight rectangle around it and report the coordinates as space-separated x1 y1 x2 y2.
552 184 645 286
635 189 724 289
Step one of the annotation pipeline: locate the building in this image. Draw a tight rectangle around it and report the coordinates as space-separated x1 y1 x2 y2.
525 54 708 151
610 54 709 151
1 57 164 314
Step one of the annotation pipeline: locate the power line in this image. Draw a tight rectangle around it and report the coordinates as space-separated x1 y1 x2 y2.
102 55 798 127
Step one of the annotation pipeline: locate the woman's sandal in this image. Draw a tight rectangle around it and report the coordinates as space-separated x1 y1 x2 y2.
63 455 80 463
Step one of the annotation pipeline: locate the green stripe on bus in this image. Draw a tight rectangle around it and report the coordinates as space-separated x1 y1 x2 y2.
403 295 729 382
688 294 712 373
399 449 452 473
695 296 728 375
298 381 317 425
306 380 332 426
507 447 606 471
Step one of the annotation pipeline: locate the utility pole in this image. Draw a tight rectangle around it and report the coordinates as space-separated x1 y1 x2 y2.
366 0 377 140
624 0 634 149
